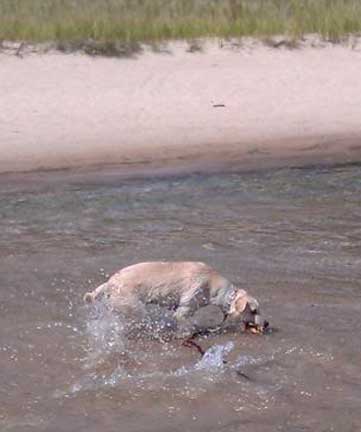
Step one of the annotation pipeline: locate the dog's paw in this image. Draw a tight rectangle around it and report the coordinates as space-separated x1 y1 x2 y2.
174 321 195 339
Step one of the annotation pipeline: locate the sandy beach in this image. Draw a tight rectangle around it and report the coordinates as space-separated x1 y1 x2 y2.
1 40 361 176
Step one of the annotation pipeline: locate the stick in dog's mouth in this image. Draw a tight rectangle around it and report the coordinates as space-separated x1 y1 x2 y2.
244 320 270 334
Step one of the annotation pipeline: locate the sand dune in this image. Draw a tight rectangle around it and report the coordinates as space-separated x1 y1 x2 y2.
1 40 361 175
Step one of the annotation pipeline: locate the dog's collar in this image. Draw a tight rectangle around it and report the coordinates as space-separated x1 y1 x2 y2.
224 286 238 313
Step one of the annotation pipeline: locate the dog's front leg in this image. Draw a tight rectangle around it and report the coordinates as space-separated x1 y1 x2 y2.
174 304 193 321
174 304 197 338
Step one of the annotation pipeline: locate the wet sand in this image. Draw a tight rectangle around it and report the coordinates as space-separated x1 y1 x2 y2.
1 40 361 175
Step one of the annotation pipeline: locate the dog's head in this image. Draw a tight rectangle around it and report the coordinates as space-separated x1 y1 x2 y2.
228 290 268 333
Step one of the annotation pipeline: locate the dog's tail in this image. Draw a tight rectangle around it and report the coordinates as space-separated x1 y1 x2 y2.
83 282 108 304
83 292 95 303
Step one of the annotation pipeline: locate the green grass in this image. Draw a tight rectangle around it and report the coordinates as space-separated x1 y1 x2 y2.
1 0 361 47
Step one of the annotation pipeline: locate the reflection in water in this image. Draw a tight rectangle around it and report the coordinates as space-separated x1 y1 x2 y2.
1 165 361 431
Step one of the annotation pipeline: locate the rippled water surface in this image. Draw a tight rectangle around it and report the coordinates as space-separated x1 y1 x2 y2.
1 165 361 432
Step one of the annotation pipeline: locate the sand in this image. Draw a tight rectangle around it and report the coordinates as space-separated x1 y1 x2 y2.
1 40 361 176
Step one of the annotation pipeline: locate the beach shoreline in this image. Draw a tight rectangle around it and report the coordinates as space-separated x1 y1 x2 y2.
1 40 361 179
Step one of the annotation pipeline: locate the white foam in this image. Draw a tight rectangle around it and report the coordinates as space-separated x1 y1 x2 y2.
195 341 234 370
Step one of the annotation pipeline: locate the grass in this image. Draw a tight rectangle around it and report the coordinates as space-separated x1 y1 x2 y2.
1 0 361 50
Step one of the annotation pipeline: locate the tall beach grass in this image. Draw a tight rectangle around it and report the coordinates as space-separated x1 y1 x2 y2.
1 0 361 46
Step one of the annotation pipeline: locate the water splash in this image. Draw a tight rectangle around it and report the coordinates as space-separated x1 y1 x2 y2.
83 303 128 367
174 341 234 377
195 341 234 370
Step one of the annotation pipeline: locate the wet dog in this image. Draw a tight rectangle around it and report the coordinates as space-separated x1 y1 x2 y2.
84 261 268 337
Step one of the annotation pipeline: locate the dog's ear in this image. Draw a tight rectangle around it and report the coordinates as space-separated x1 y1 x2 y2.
233 291 248 314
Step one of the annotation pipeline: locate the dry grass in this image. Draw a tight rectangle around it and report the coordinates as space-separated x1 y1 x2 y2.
1 0 361 48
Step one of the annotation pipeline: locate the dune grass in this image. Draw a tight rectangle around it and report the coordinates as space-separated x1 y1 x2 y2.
1 0 361 47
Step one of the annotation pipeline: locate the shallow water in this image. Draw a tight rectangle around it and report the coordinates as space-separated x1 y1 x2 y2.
1 165 361 432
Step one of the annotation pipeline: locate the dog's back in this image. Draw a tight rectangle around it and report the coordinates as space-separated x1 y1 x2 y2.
84 261 217 306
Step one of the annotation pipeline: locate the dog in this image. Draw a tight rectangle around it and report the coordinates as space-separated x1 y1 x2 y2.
84 261 268 337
